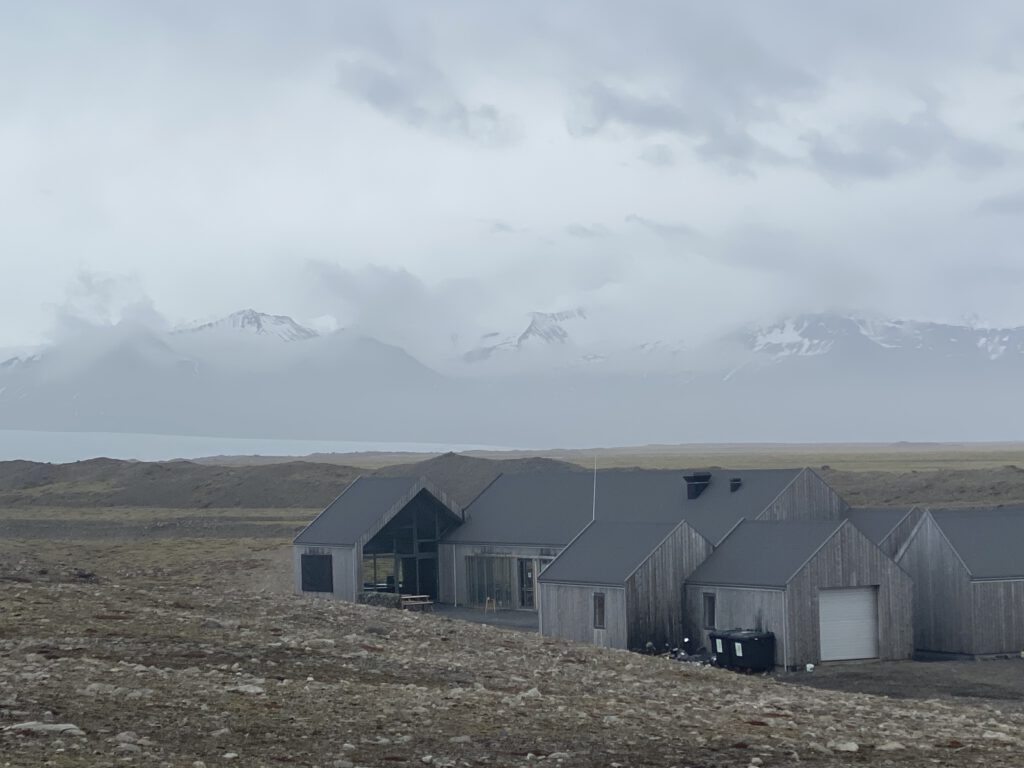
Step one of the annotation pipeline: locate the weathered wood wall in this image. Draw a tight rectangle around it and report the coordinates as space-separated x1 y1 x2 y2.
757 468 846 527
682 584 787 665
292 544 359 601
539 583 628 649
896 513 974 654
880 506 925 559
438 543 561 608
786 521 913 666
625 522 712 649
972 580 1024 655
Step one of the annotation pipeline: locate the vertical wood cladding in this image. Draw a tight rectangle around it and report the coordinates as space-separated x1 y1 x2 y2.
786 522 913 666
896 513 974 654
683 584 787 665
539 583 628 649
972 580 1024 655
625 522 712 649
757 468 846 526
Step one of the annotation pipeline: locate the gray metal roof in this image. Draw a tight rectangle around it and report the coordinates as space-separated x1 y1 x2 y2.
930 506 1024 580
844 507 912 545
538 521 679 585
687 520 844 588
448 467 802 547
293 476 429 546
677 469 802 543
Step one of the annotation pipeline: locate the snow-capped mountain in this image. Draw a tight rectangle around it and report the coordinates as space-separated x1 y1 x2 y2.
740 314 1024 364
463 308 587 363
3 308 1024 445
180 309 319 342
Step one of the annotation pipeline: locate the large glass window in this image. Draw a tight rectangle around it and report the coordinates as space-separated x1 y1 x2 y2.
465 556 514 607
301 554 333 593
703 593 716 629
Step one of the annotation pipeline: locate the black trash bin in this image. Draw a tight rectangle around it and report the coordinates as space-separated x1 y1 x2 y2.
708 629 740 668
729 630 776 672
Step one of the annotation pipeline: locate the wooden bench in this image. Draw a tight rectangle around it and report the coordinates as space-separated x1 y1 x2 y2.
400 594 434 612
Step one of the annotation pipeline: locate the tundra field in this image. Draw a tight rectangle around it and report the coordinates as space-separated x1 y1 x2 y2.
3 444 1024 767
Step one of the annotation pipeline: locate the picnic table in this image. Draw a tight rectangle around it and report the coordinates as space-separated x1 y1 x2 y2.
400 594 434 611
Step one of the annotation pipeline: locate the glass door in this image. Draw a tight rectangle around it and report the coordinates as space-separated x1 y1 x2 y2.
518 558 535 609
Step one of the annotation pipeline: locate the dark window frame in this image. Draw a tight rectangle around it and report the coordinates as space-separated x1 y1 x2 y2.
300 553 334 593
593 592 606 629
703 592 716 629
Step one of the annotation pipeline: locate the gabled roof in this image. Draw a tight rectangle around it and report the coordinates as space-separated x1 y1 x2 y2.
679 468 802 543
930 506 1024 580
293 475 462 546
538 520 680 586
687 519 845 588
844 506 913 545
448 467 802 548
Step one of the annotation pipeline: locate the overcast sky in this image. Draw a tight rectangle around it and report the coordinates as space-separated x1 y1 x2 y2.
3 1 1024 351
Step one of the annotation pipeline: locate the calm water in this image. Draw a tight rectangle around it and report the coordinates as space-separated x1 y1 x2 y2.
0 430 509 463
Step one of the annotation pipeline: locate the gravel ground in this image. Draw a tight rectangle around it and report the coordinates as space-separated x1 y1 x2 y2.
3 537 1024 767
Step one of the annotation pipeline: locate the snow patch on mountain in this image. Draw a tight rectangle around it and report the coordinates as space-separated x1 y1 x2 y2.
464 308 587 363
180 309 318 342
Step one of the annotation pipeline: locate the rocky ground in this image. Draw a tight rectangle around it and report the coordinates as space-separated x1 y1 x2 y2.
3 537 1024 767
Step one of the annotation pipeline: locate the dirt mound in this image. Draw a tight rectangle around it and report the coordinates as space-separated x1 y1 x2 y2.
0 453 581 509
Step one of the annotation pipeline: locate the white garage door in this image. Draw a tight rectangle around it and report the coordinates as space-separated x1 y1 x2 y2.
818 587 879 661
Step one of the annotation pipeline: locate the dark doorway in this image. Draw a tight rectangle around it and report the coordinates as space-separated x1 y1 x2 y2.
518 558 535 609
301 554 333 593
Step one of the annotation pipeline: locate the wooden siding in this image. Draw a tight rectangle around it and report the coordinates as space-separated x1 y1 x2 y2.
896 513 974 654
879 505 925 559
625 521 712 649
683 584 787 665
785 521 913 667
972 580 1024 655
293 544 359 602
756 468 846 527
439 543 561 608
539 583 628 649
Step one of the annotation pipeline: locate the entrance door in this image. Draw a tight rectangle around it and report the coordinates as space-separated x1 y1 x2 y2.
518 559 535 609
819 587 879 661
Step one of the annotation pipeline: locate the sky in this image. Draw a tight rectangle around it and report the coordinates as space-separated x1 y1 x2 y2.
3 1 1024 353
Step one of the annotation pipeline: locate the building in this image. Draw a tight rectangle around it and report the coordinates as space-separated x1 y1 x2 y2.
536 468 848 650
292 475 463 601
684 520 914 667
896 506 1024 657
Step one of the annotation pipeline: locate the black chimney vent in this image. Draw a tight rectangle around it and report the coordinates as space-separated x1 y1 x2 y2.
730 477 742 493
684 472 712 500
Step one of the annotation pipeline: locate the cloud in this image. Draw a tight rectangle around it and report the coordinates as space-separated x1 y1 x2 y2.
978 190 1024 215
48 271 166 342
566 223 612 239
638 143 675 167
337 55 519 146
624 214 699 241
804 107 1009 180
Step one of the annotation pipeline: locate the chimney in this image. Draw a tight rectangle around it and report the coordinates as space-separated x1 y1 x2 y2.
730 477 742 493
684 472 712 500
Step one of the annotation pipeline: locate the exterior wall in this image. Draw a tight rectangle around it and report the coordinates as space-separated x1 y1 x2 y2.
683 584 787 665
757 468 847 526
879 506 925 559
539 583 628 649
625 521 712 649
896 514 974 654
438 542 561 608
972 580 1024 655
785 522 913 666
292 544 359 602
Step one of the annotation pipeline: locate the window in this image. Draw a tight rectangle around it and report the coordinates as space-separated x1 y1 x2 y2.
301 554 333 593
703 593 716 629
593 592 606 629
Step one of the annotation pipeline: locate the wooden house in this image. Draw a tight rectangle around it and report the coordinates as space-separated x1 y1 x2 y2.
896 506 1024 657
685 520 914 667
